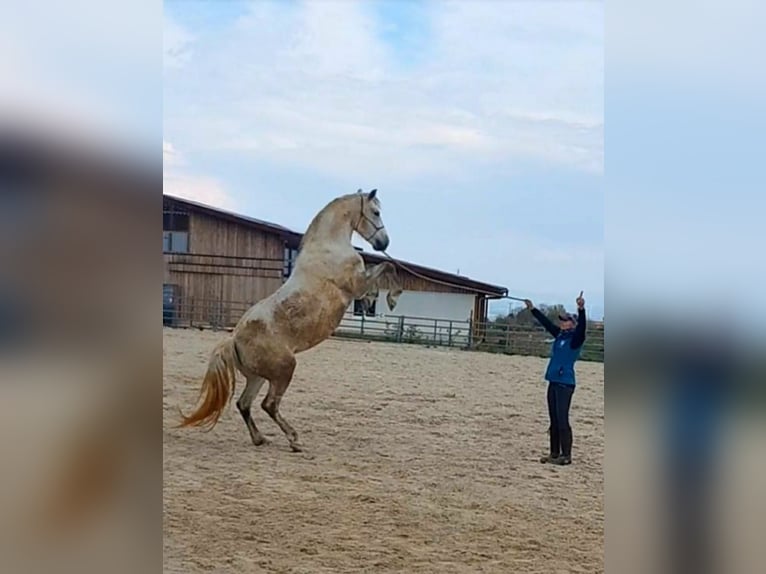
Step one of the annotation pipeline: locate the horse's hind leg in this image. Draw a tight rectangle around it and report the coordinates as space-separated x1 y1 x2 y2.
261 372 302 452
236 376 269 446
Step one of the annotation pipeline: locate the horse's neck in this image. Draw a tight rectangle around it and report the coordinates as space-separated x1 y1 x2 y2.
292 200 362 287
301 199 355 255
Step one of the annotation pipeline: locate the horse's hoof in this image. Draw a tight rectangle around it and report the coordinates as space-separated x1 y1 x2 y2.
289 442 304 453
252 436 271 447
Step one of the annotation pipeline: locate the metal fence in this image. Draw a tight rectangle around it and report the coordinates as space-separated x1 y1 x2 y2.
163 296 604 363
335 313 604 362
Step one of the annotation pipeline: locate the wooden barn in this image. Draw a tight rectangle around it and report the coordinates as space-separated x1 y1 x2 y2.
163 194 507 335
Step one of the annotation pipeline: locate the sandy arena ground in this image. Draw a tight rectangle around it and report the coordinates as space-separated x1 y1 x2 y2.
163 327 604 573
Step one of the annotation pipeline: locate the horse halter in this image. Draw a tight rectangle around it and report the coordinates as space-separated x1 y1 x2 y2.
355 192 385 243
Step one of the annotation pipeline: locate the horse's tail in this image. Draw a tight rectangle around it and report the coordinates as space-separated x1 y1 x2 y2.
177 337 239 430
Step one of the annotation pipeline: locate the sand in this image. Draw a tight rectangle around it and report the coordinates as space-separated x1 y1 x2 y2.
163 327 604 573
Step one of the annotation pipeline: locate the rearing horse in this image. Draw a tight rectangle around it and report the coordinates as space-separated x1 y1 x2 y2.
178 189 402 451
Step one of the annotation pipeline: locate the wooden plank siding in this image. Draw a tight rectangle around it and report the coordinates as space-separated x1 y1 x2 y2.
189 211 285 260
392 272 478 295
472 295 489 342
164 210 288 326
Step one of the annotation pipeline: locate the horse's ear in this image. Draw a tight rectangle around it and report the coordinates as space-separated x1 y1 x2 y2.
368 189 377 200
357 188 363 194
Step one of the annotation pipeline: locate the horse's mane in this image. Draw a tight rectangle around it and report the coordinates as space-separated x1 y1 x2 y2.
299 193 355 250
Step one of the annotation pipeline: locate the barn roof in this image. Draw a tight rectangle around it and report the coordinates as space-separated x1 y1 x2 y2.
358 251 507 296
163 194 508 296
164 194 303 242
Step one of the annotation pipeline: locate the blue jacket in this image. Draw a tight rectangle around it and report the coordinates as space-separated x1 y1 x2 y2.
531 308 586 386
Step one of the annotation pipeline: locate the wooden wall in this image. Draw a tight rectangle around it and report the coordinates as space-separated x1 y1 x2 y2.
187 211 285 259
396 272 476 294
164 210 287 326
363 257 477 295
472 295 488 340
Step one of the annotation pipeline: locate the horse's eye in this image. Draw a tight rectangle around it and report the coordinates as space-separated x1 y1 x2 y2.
372 209 380 217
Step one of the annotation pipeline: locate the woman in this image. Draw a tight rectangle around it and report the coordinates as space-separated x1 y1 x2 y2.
524 291 586 465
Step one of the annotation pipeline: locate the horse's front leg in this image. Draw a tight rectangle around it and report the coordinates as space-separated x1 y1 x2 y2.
359 285 379 315
359 261 403 311
382 268 403 311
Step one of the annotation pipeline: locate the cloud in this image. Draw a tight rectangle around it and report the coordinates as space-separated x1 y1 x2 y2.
163 0 603 181
163 140 236 210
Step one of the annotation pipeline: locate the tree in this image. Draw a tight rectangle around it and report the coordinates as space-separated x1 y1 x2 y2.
540 304 566 323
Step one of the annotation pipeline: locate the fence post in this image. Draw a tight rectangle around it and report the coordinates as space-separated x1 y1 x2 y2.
360 312 365 336
468 319 473 348
448 321 453 347
397 316 404 343
433 319 437 344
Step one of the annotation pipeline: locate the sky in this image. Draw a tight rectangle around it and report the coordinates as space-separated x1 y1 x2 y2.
163 0 604 319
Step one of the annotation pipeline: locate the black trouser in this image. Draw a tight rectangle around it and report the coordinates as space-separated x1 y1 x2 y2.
547 382 575 457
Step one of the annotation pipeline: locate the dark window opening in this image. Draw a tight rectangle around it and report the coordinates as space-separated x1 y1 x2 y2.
163 209 190 253
353 298 376 317
163 211 189 231
283 245 299 279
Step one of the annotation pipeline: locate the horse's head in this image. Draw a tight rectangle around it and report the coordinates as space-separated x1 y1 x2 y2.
354 189 389 252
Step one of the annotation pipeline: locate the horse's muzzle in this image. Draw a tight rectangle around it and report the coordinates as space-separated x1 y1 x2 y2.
372 235 389 252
